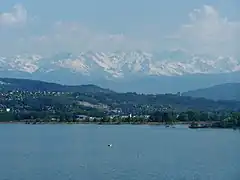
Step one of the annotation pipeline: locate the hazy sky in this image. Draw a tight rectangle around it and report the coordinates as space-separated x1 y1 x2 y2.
0 0 239 56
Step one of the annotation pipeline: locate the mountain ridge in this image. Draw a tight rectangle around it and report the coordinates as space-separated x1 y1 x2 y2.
1 50 239 77
0 50 239 93
0 77 113 93
183 83 240 101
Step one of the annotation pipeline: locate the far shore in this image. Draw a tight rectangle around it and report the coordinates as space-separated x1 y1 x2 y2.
1 120 239 129
0 121 191 125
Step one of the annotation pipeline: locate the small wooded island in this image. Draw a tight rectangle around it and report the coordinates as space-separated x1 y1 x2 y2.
0 78 239 129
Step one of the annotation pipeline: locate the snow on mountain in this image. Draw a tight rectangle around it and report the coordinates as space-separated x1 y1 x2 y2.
0 54 42 73
0 50 239 79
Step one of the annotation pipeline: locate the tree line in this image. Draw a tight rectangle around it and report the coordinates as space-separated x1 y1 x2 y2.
0 110 239 128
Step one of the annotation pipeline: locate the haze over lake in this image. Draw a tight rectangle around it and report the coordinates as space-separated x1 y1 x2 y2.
0 124 239 180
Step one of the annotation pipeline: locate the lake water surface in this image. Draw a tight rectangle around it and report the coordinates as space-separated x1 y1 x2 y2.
0 124 239 180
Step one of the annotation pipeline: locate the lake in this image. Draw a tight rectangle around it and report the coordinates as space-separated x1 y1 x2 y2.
0 124 239 180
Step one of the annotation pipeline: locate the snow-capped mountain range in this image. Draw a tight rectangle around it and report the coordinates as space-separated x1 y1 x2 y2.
0 50 240 93
1 50 240 77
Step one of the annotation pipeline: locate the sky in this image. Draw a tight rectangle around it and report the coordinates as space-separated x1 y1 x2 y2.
0 0 239 56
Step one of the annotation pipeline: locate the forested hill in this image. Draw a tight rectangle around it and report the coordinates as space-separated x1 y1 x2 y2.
182 83 240 101
0 77 240 113
0 78 113 93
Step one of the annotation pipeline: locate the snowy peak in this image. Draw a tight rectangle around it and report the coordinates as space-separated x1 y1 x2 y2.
0 50 239 79
0 54 42 73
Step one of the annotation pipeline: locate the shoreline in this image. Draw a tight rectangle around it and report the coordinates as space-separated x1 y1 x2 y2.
0 121 190 125
0 121 239 129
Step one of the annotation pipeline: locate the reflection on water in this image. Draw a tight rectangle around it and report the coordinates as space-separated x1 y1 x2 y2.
0 124 239 180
